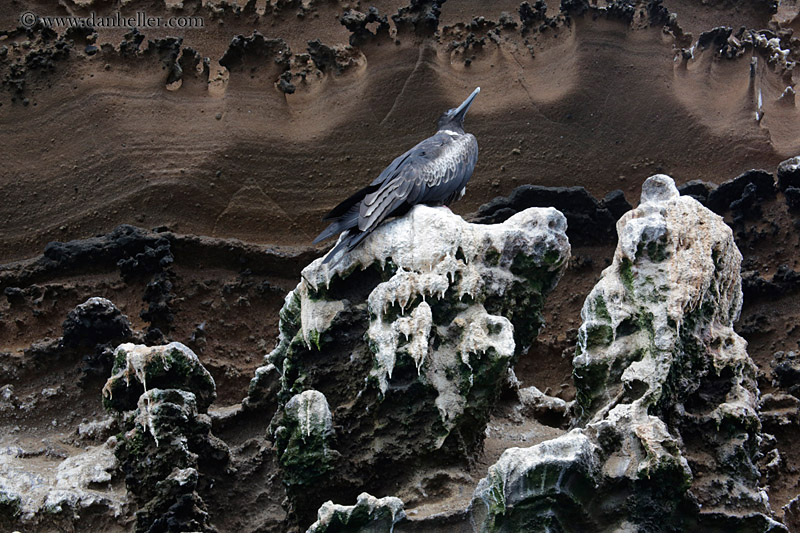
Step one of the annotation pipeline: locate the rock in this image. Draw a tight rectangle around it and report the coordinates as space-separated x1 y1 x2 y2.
784 494 800 532
340 8 391 46
471 432 599 531
120 29 144 57
306 40 359 74
218 32 291 72
307 493 405 533
32 224 174 284
62 297 132 349
243 362 281 413
274 390 335 487
785 187 800 211
278 71 295 94
77 416 117 442
470 175 784 531
140 272 175 334
102 342 216 413
742 264 800 301
116 235 173 281
601 189 633 220
777 156 800 191
134 467 213 533
0 438 126 526
112 388 223 533
392 0 446 35
474 185 623 244
759 392 800 429
771 351 800 397
677 179 716 205
177 47 210 86
144 37 183 85
517 385 571 427
519 1 548 29
252 204 569 522
698 26 733 52
706 169 776 214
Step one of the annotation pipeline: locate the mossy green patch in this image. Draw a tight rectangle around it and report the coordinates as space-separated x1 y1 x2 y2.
585 324 613 348
620 258 635 292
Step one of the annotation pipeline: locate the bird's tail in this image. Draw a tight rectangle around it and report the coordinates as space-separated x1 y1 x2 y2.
313 204 360 244
321 227 372 265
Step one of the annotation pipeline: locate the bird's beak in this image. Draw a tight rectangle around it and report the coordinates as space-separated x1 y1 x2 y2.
452 87 480 122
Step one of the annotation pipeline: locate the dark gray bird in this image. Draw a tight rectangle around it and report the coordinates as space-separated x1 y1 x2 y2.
314 87 481 265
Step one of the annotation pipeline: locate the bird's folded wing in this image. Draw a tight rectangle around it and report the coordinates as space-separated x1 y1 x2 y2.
359 168 425 232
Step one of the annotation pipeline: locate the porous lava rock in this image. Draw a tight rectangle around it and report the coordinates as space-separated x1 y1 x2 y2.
249 204 570 522
62 297 133 349
470 175 784 532
102 343 226 533
307 493 405 533
473 185 630 244
102 342 216 413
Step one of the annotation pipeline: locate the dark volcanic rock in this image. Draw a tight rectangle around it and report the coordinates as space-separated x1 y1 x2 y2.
41 225 171 279
306 40 358 74
176 46 210 86
392 0 446 35
706 169 776 214
678 179 716 205
473 184 629 244
786 187 800 211
111 388 225 533
742 264 800 300
340 8 390 46
62 297 133 349
519 1 548 28
140 272 175 334
698 26 733 51
120 29 145 58
771 351 800 398
219 32 291 72
145 37 183 84
601 189 633 220
116 236 173 281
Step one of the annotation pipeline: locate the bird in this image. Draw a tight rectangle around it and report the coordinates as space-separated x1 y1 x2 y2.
314 87 481 265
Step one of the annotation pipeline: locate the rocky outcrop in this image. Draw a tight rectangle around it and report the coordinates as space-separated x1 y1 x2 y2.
470 175 784 532
249 204 570 522
103 342 217 413
778 156 800 211
103 343 227 533
0 438 126 528
473 185 632 244
307 493 404 533
706 169 776 216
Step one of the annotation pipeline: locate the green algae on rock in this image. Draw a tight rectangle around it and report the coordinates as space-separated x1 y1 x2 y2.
102 343 226 533
102 342 216 413
306 492 405 533
471 175 785 532
274 389 336 487
250 204 570 522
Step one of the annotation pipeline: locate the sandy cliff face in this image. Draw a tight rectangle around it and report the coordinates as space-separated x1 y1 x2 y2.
1 0 800 532
0 0 798 260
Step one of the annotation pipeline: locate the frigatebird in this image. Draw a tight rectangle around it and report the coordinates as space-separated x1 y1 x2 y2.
314 87 481 265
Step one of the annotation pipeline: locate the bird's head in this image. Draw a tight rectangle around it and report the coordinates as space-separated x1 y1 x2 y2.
437 87 480 133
